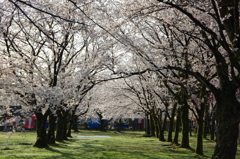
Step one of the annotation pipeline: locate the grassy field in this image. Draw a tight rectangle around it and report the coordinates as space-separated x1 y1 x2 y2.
0 130 239 159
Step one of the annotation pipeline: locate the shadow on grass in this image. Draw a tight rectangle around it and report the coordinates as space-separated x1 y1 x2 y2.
45 145 80 159
183 146 211 158
165 144 209 158
204 137 216 143
185 146 195 152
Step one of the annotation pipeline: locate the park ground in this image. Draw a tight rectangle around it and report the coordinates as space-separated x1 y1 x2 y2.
0 130 239 159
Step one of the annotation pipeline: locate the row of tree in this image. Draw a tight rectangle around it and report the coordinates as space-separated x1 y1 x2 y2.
0 0 240 159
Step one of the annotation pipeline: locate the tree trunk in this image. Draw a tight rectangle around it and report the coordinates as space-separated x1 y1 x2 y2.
154 112 160 138
96 112 106 131
73 115 79 132
203 121 207 139
47 114 56 144
211 0 240 157
63 116 68 140
116 119 124 132
56 114 64 141
145 114 151 136
67 110 77 137
196 118 204 155
212 91 240 159
203 102 211 138
195 88 206 156
180 105 190 148
159 113 166 141
99 119 106 131
34 110 50 148
150 114 155 136
203 103 210 139
167 116 174 142
56 110 69 141
156 125 160 138
210 113 215 141
167 103 177 142
172 108 181 146
189 120 192 137
67 112 74 137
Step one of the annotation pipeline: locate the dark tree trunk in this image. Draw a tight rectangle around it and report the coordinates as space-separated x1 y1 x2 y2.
203 103 210 139
155 124 159 138
167 103 177 142
196 118 204 155
167 116 174 142
212 90 240 159
67 114 73 137
73 115 79 132
67 111 76 137
210 113 215 141
63 117 68 140
96 112 106 131
195 87 206 156
153 111 160 138
150 114 155 136
172 108 181 146
203 120 209 139
56 113 64 141
211 1 240 158
189 120 192 137
145 114 151 136
116 119 125 132
99 119 106 131
47 114 57 144
116 122 121 132
34 109 50 148
180 105 190 148
56 110 69 141
159 113 166 141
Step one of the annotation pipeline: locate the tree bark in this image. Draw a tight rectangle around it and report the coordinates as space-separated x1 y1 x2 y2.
145 114 151 136
159 113 166 141
213 1 240 158
34 109 50 148
63 117 68 140
67 111 75 137
172 108 181 146
180 105 190 148
167 103 177 142
150 113 155 136
189 119 194 137
210 113 215 141
56 110 69 141
56 113 64 141
195 86 207 155
212 91 240 159
154 111 163 140
47 114 56 144
203 104 210 139
196 118 204 155
153 111 160 138
195 103 205 156
96 112 106 131
155 123 160 138
99 119 106 131
73 115 79 132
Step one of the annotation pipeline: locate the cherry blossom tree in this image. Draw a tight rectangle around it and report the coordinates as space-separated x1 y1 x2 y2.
118 0 239 158
0 0 117 147
152 1 240 158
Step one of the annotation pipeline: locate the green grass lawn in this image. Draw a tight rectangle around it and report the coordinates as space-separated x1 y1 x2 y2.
0 130 239 159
